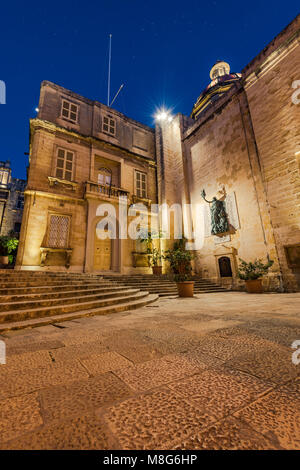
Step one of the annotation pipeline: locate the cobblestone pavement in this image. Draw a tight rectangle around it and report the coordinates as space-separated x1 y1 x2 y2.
0 292 299 450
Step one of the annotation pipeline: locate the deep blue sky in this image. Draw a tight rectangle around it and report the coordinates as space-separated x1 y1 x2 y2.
0 1 299 179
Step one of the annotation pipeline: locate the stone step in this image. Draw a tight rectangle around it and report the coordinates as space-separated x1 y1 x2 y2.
102 274 228 297
0 285 131 303
0 279 114 289
0 294 159 333
0 282 116 296
0 272 102 279
108 280 217 287
0 288 140 311
0 290 149 324
158 289 226 297
104 281 223 290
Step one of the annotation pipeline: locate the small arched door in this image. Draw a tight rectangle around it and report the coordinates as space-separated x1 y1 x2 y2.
218 256 232 277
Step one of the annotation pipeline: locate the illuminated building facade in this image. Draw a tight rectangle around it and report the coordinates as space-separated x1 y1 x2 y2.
17 15 300 291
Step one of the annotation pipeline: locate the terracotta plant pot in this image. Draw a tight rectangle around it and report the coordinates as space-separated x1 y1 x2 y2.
0 255 9 265
176 281 194 297
152 265 162 276
245 279 263 293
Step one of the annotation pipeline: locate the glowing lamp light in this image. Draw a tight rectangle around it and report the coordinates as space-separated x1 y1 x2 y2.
155 108 173 123
35 107 39 112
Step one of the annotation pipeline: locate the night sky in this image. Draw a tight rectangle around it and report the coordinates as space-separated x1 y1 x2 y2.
1 1 299 179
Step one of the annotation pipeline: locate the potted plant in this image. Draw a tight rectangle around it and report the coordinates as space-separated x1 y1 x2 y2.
138 230 163 275
151 247 162 275
0 235 19 266
163 239 194 297
237 258 274 293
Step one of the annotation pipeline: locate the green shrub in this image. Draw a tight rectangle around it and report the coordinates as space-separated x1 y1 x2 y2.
0 236 19 263
237 258 274 281
163 239 194 282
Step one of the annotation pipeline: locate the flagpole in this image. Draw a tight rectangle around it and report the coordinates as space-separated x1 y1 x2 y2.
107 34 112 106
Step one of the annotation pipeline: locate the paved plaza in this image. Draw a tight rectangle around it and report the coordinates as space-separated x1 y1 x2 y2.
0 292 299 450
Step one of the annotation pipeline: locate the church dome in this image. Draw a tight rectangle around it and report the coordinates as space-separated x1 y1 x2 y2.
191 61 241 120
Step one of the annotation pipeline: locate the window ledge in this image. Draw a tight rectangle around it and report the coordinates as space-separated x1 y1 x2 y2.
48 176 78 190
132 195 152 207
40 247 72 268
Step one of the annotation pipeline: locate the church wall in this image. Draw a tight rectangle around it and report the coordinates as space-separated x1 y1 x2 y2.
181 93 281 291
244 20 300 291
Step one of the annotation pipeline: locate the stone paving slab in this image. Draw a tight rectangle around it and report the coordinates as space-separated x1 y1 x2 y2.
0 413 116 450
114 354 202 392
0 350 53 375
234 379 300 450
0 292 299 450
0 392 43 444
50 340 110 362
0 361 89 400
40 372 133 423
171 417 277 450
168 368 273 422
103 388 214 449
225 344 299 385
81 351 133 376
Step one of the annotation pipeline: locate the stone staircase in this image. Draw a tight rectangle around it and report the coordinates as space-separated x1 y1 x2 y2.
102 274 229 297
0 271 158 332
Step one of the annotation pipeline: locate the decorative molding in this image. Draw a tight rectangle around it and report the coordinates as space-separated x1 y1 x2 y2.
40 247 72 269
214 234 230 244
48 176 78 191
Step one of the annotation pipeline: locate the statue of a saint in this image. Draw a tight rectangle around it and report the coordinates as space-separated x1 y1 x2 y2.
201 189 229 235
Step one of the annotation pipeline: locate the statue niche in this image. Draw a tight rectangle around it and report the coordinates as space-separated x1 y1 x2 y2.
201 189 229 235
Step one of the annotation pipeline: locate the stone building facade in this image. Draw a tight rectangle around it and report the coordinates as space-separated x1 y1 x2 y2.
16 14 300 291
16 81 157 273
0 160 26 237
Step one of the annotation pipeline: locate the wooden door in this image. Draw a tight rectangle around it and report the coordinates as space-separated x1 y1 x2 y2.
94 228 111 271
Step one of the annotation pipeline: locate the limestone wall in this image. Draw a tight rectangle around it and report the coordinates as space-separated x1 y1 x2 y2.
244 18 300 290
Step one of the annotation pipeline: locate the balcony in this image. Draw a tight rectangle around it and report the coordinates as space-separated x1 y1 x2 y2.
85 181 129 200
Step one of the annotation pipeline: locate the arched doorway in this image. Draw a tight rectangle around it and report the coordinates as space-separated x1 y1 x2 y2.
218 256 232 277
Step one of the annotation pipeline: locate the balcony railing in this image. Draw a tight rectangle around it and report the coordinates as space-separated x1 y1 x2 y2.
85 181 129 199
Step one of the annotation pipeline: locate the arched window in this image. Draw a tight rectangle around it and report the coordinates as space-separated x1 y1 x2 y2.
98 167 112 186
218 256 232 277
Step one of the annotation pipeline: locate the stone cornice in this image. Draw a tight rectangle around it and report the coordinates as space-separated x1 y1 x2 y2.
243 27 300 90
25 189 85 204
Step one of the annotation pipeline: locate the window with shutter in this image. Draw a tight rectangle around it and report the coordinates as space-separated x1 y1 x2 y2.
48 215 70 248
102 116 116 136
55 148 74 181
135 171 147 198
61 100 79 122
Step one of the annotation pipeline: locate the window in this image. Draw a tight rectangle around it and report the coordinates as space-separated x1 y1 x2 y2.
135 171 147 198
55 148 74 181
61 100 78 122
16 195 24 209
98 172 111 186
48 214 70 248
0 170 9 186
14 222 21 233
102 116 116 136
